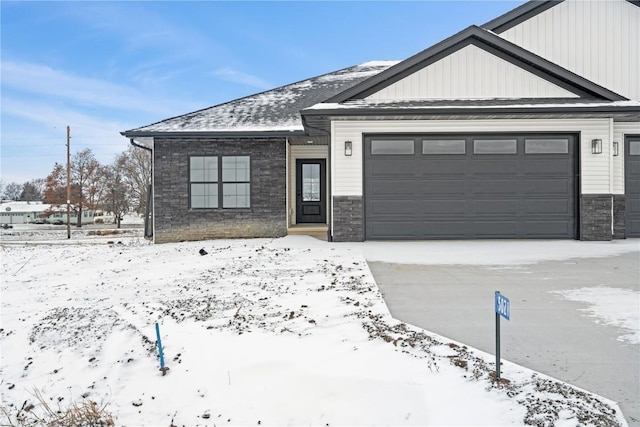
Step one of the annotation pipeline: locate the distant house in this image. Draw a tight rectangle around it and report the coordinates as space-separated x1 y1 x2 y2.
122 0 640 244
0 201 96 225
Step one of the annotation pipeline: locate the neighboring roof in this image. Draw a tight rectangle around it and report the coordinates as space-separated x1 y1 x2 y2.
122 61 398 137
324 26 627 104
1 201 49 214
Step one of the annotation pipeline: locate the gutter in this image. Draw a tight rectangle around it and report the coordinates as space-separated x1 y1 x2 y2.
129 138 154 240
301 115 333 242
121 130 307 139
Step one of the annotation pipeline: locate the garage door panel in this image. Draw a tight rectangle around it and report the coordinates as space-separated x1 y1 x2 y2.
524 221 573 237
421 221 469 238
524 159 573 175
364 134 576 240
471 160 518 175
366 179 418 196
524 199 573 215
419 180 466 196
523 179 572 195
473 200 518 215
367 221 418 239
419 200 468 214
367 160 416 177
472 221 519 237
419 160 467 175
473 180 518 195
367 200 417 215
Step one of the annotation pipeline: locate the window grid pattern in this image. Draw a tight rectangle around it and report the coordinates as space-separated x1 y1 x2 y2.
189 156 250 209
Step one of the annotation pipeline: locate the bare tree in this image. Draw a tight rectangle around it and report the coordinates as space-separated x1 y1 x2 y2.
117 145 151 214
20 178 46 201
102 165 129 228
3 182 22 201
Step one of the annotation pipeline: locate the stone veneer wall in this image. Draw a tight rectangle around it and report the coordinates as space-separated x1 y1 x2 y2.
613 195 626 239
153 137 287 243
332 196 364 242
580 194 613 241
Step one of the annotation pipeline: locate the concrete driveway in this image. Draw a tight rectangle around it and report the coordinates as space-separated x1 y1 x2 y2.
369 245 639 426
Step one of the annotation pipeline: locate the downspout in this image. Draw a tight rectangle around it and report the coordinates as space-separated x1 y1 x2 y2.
129 138 154 240
301 115 333 242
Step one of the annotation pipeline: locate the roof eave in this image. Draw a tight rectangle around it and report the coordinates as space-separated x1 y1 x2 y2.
481 0 563 33
121 129 308 139
301 105 640 117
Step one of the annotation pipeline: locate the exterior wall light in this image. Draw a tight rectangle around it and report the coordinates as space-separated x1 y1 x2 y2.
345 140 353 156
591 139 602 154
613 141 619 156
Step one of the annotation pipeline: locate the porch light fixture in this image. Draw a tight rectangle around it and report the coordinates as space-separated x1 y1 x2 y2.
591 139 603 154
613 141 619 156
345 140 353 156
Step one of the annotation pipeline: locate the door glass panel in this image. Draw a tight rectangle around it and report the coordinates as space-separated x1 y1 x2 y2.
630 140 640 156
302 164 321 202
525 139 569 154
371 140 414 155
474 139 517 154
422 139 466 154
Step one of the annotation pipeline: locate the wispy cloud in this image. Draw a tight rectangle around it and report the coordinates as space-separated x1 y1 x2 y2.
213 68 272 90
0 60 197 117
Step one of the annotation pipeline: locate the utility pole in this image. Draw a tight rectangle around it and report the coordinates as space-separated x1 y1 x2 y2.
66 126 71 239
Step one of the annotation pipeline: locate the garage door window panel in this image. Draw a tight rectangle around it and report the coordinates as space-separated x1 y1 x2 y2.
422 140 466 155
371 140 415 155
630 140 640 155
474 139 517 154
525 139 569 154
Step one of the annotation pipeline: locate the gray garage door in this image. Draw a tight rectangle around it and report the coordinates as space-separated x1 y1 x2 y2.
625 136 640 238
364 134 577 240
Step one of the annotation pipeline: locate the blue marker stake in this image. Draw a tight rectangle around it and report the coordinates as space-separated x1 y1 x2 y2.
155 322 169 375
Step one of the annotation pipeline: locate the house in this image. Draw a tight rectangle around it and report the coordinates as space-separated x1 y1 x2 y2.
0 201 96 225
122 0 640 244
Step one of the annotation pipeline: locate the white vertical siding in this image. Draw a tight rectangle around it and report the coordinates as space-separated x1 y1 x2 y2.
288 145 328 225
332 118 613 196
500 0 640 100
613 122 640 193
366 44 577 100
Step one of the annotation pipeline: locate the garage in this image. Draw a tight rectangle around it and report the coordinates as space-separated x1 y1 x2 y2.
625 135 640 237
364 134 578 240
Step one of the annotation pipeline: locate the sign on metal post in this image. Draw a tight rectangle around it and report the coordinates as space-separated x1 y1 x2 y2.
494 291 510 380
495 291 510 320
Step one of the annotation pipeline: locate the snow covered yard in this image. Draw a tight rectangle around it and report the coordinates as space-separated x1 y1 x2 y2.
0 237 629 426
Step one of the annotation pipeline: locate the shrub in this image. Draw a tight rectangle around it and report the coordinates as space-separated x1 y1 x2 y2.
1 389 115 427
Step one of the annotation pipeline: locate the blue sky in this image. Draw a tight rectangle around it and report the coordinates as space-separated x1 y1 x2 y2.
1 0 524 184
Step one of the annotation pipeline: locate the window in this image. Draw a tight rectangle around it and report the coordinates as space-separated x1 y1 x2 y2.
302 164 321 202
190 156 218 208
630 140 640 156
222 156 250 208
371 140 414 155
190 156 250 209
474 139 517 154
525 139 569 154
422 139 466 155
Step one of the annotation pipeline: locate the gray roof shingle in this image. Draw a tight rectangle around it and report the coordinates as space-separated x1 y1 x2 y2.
123 61 397 136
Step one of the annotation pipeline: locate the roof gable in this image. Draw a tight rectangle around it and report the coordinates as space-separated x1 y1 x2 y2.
325 26 626 104
365 43 578 101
